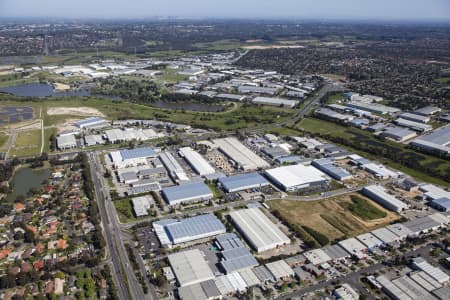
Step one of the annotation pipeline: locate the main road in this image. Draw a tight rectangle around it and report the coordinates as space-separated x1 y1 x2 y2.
89 152 154 300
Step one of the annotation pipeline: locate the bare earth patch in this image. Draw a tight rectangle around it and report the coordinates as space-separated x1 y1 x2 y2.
47 107 105 117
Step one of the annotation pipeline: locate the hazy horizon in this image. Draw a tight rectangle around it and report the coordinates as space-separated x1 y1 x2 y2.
1 0 450 21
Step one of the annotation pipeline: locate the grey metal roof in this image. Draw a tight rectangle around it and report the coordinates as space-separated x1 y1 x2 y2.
417 125 450 145
414 106 441 116
312 159 352 180
218 172 270 192
120 147 156 160
217 233 259 274
403 216 441 233
261 146 289 159
252 265 274 282
432 286 450 300
431 198 450 210
322 244 350 260
165 214 225 242
162 182 212 204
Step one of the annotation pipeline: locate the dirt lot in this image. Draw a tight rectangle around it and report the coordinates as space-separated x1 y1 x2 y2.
47 107 105 117
268 193 400 242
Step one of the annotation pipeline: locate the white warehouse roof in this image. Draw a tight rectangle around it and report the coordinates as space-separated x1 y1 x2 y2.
214 137 270 171
178 147 216 176
264 164 329 192
168 249 215 287
229 208 290 253
265 260 295 279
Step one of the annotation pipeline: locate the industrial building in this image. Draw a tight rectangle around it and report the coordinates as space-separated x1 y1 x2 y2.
216 233 259 274
216 93 246 101
386 223 413 240
178 147 216 176
252 96 299 108
419 184 450 200
371 227 399 245
429 197 450 212
402 214 445 235
213 137 270 171
131 196 153 217
314 107 354 123
356 233 383 250
311 158 353 181
265 260 295 280
57 134 77 150
338 238 367 260
334 283 360 300
84 134 105 146
395 118 432 132
322 245 351 262
104 128 162 143
159 151 189 182
154 214 225 247
162 182 213 206
261 146 290 159
110 147 157 169
345 101 401 115
168 249 215 287
218 172 270 193
74 117 108 129
238 85 279 95
264 164 329 192
229 208 290 253
380 127 417 142
376 275 413 300
412 257 449 284
303 249 331 265
399 112 431 123
409 125 450 157
362 185 408 212
178 280 221 300
414 106 442 116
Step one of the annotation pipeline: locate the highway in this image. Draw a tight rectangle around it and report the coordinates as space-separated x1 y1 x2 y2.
89 152 153 300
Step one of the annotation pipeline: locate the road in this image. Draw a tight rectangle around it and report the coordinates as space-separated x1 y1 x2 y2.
89 152 154 300
276 244 434 300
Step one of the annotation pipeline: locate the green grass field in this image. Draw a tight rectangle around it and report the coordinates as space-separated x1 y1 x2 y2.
193 39 244 51
343 195 387 221
0 132 9 149
113 198 137 223
10 129 42 157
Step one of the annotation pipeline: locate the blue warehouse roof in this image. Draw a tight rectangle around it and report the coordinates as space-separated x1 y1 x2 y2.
165 214 225 242
431 197 450 211
216 233 259 274
120 147 156 160
218 172 270 193
162 181 213 204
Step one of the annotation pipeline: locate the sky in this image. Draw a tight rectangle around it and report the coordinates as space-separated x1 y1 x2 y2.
1 0 450 21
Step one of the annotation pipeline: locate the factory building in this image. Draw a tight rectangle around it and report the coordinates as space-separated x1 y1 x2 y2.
419 184 450 200
395 118 432 132
57 134 77 150
218 172 270 193
356 233 383 250
229 208 290 253
162 182 213 206
379 127 417 142
338 238 368 260
216 233 259 274
264 164 329 192
74 117 108 129
414 106 442 116
178 147 216 176
154 214 225 247
429 198 450 212
314 107 354 123
311 158 353 181
412 257 449 284
213 137 270 171
216 93 246 101
362 185 408 212
399 112 431 124
370 227 399 245
238 85 279 95
110 147 157 169
159 151 189 182
252 96 299 108
265 260 295 280
168 249 215 287
345 101 401 115
409 125 450 157
131 196 153 217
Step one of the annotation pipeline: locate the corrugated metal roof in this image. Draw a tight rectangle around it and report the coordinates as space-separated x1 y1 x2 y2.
165 214 225 244
162 182 213 205
218 172 270 192
120 147 156 160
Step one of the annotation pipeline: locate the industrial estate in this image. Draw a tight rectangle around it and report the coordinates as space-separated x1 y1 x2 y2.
0 14 449 300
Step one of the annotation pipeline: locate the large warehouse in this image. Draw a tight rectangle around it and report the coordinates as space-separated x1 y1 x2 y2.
311 158 353 181
213 137 270 171
264 164 329 192
362 185 408 212
229 208 290 253
409 125 450 157
154 214 226 247
252 96 299 108
218 172 270 193
159 151 189 182
110 147 157 169
178 147 216 176
168 249 215 287
162 182 213 206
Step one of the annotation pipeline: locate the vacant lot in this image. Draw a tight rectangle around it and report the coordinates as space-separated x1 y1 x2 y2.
47 106 105 117
268 194 400 244
10 129 41 157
